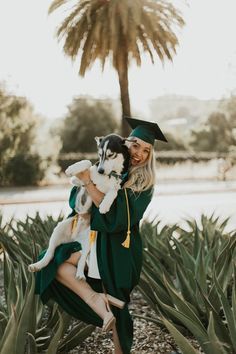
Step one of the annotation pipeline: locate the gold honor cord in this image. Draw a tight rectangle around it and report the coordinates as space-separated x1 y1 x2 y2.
89 230 97 245
71 214 97 245
122 188 131 248
71 189 130 248
71 214 79 233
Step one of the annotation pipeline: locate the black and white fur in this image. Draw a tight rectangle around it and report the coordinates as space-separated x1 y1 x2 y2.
28 134 130 279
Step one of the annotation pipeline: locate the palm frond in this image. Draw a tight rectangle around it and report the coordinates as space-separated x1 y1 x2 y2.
48 0 69 15
49 0 184 74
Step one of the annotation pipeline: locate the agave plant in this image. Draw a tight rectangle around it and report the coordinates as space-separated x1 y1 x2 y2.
0 214 94 354
138 215 236 354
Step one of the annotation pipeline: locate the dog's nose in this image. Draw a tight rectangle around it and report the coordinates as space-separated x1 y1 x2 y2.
98 167 104 174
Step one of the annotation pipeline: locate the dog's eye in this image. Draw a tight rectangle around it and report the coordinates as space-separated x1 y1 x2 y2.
108 153 117 158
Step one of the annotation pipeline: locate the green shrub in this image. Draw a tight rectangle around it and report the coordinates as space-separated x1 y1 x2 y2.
0 87 50 186
3 153 45 186
60 97 118 153
0 214 94 353
139 215 236 354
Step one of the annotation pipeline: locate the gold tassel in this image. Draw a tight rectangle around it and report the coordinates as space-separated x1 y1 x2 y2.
122 188 131 248
89 230 97 245
71 214 79 233
122 230 131 248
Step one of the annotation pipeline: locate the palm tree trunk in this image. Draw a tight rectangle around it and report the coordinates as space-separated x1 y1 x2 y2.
117 53 131 137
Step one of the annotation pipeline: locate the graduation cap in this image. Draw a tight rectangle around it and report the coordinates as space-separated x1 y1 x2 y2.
125 116 168 145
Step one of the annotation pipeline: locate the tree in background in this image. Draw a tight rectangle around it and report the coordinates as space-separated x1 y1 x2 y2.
60 97 118 153
49 0 184 136
190 111 235 153
156 131 187 151
0 86 60 186
220 95 236 148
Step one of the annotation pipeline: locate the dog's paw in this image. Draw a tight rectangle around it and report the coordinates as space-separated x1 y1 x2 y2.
65 164 78 177
75 270 86 280
70 176 81 186
99 203 110 214
65 160 92 176
28 264 40 272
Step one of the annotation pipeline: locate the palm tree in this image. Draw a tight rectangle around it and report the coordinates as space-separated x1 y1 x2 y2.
49 0 184 136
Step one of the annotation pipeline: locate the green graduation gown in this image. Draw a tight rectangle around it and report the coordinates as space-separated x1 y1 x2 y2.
35 185 153 354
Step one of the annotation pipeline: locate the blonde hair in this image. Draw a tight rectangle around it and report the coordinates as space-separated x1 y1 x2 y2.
123 147 156 192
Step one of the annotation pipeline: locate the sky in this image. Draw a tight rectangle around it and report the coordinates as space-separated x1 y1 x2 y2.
0 0 236 120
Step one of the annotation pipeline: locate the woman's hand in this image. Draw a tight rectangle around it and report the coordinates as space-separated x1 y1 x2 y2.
76 169 91 184
76 168 104 207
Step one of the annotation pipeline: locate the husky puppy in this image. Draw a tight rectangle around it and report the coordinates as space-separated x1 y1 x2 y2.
28 134 130 279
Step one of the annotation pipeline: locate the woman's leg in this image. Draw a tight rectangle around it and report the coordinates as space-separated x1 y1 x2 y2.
64 251 82 266
112 324 123 354
56 252 115 331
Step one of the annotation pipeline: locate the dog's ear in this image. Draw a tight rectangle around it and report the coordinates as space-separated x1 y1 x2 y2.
95 136 104 146
122 138 134 149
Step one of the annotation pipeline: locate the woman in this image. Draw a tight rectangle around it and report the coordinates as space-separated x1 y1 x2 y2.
35 117 167 354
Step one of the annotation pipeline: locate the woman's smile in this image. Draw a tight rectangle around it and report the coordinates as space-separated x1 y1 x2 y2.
129 137 151 166
131 156 142 166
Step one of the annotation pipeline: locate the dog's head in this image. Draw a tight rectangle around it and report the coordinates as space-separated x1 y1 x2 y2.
95 134 131 176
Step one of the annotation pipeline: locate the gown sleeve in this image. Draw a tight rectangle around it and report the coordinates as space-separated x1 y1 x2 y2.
90 188 153 233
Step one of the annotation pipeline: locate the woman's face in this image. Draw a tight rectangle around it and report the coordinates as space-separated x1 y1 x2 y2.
129 137 152 166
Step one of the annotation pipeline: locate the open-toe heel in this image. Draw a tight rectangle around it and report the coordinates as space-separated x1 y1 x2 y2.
85 290 116 332
103 310 116 332
106 294 125 309
101 295 116 332
81 283 116 332
100 293 125 309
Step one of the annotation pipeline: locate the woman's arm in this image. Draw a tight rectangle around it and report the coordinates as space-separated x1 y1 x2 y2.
91 187 154 233
75 169 104 207
69 169 153 233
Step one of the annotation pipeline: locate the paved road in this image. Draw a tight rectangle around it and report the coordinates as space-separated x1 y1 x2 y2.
148 190 236 233
1 180 236 232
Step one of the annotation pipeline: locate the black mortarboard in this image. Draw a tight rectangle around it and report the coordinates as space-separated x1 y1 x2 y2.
125 116 168 145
